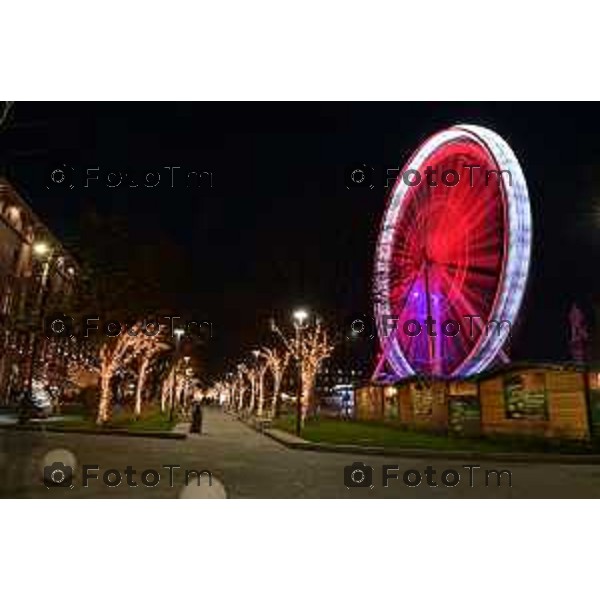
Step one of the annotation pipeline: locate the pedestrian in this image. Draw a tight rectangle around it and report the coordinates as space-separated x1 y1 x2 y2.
190 402 203 434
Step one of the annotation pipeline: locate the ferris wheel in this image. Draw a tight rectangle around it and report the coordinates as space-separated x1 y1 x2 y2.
373 124 532 379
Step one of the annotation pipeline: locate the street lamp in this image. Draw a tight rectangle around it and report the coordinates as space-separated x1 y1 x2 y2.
293 309 308 326
293 308 309 436
33 241 49 257
22 241 56 423
169 328 185 422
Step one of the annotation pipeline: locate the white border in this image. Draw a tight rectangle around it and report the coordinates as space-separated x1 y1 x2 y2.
2 2 598 100
1 501 596 600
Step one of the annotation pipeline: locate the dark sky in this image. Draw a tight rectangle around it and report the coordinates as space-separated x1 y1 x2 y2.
2 102 599 374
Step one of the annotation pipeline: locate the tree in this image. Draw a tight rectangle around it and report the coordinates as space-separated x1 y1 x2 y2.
97 334 135 424
160 357 187 416
134 355 150 417
272 319 334 426
160 366 174 414
236 364 248 412
134 340 169 418
246 366 257 413
260 347 290 417
225 375 237 411
255 357 269 417
96 322 165 424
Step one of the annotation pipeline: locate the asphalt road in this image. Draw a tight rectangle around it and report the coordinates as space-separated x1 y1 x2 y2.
1 408 600 498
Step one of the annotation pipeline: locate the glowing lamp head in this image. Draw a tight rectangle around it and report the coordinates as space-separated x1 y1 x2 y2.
293 309 309 325
33 241 50 256
174 328 185 338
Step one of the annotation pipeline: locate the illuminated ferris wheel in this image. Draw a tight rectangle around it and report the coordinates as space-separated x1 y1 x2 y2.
373 124 532 379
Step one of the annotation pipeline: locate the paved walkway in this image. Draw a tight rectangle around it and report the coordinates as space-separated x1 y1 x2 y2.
2 408 600 497
173 422 192 435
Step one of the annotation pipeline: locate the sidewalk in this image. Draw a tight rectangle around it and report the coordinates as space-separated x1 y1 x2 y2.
173 422 191 435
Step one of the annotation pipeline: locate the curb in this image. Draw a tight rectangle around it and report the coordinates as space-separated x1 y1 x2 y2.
0 422 187 440
261 427 600 465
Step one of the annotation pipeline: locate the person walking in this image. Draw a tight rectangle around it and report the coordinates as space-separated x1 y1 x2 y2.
190 402 203 434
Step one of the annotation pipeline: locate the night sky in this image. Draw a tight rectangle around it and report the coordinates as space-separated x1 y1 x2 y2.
1 102 599 375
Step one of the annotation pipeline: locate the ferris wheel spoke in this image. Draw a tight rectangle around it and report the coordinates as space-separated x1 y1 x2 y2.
467 237 503 257
433 260 499 279
391 264 425 322
452 185 500 234
434 265 492 318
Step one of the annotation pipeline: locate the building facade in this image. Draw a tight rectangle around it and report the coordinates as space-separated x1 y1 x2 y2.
0 178 78 404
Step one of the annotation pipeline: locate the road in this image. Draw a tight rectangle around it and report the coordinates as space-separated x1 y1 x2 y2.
1 408 600 498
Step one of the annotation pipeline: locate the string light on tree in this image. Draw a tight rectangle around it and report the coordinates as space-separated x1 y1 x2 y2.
260 346 290 418
272 310 334 431
96 321 165 425
236 363 248 412
134 340 169 418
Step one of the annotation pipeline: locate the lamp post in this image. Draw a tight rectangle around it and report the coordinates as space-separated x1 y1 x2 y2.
22 242 54 423
183 355 191 409
293 308 308 436
169 328 185 422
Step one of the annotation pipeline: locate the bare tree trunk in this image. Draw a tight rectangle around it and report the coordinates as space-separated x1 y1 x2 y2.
300 369 316 427
97 371 112 425
249 377 256 413
170 371 177 413
134 357 149 418
272 373 282 418
257 370 265 416
161 381 168 413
